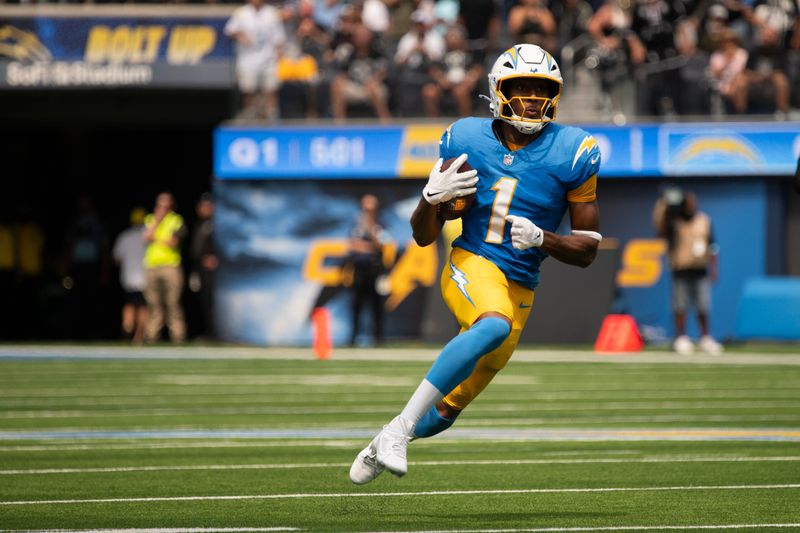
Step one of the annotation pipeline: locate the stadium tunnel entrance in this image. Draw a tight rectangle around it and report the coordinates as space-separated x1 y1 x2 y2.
0 89 233 341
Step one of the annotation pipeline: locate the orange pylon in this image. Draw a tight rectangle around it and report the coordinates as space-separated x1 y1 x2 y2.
311 307 332 360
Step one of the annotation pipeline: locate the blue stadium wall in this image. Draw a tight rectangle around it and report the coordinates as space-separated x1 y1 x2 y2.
212 122 799 346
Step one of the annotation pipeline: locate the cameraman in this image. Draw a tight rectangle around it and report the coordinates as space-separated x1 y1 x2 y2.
653 188 723 355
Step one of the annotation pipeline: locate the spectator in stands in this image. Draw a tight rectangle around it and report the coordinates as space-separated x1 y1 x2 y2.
112 207 148 345
653 188 723 355
287 0 331 61
588 0 646 63
669 6 713 115
330 23 392 122
550 0 595 56
434 0 461 32
64 195 109 340
143 192 187 344
737 4 793 117
507 0 557 52
719 0 755 43
630 0 690 116
189 193 218 340
707 27 749 113
289 1 334 117
322 4 360 70
458 0 501 64
383 0 418 44
361 0 391 37
313 0 348 33
346 194 388 347
277 40 321 118
225 0 287 121
395 10 446 68
792 6 800 50
587 0 646 115
422 24 484 117
694 3 733 53
393 9 446 116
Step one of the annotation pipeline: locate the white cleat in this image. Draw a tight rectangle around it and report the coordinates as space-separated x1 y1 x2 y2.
699 335 723 355
673 335 695 355
375 416 414 477
349 435 385 485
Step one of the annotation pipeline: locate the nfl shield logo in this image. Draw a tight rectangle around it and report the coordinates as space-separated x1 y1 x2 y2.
503 154 514 166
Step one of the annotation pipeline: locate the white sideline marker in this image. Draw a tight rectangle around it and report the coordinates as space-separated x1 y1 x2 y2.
2 484 799 506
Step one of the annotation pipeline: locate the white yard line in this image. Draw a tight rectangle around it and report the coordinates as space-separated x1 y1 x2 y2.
2 456 799 475
0 440 363 452
1 427 799 442
4 527 800 533
2 390 799 408
341 526 800 532
1 345 799 365
0 529 300 533
3 400 800 419
2 484 799 506
462 414 800 424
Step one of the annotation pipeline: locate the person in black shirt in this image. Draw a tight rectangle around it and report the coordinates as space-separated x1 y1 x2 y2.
189 193 218 340
346 194 388 346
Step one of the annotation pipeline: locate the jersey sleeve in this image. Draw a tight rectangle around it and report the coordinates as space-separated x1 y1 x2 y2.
438 121 459 160
566 174 597 203
565 132 601 196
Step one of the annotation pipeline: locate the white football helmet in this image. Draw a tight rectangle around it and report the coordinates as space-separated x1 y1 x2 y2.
487 44 563 135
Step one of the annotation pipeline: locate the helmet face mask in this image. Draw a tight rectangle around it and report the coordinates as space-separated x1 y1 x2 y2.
487 44 563 135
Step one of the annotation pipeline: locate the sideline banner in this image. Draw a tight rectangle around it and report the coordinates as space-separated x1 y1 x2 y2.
0 14 233 88
213 182 438 346
213 179 773 346
215 122 800 179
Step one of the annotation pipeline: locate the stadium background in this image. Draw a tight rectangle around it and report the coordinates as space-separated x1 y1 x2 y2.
1 2 799 347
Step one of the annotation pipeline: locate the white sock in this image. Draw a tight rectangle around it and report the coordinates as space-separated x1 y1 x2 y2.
396 379 444 434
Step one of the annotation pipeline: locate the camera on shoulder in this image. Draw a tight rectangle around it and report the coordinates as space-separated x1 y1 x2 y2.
663 186 684 207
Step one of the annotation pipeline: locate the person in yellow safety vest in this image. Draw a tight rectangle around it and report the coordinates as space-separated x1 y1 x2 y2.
142 192 187 344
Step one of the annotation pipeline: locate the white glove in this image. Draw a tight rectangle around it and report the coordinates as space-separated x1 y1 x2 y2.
422 153 479 206
505 215 544 250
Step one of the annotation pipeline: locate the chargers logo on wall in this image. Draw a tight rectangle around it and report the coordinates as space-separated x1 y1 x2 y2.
662 131 764 175
0 25 52 62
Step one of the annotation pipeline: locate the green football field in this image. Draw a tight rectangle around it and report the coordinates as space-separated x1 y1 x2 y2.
1 345 799 532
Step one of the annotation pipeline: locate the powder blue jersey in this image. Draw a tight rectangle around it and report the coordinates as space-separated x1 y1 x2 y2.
440 118 601 289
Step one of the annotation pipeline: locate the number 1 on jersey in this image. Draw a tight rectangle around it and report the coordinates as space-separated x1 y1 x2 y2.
485 177 517 243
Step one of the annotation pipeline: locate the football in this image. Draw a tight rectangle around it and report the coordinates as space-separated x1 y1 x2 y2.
437 158 476 221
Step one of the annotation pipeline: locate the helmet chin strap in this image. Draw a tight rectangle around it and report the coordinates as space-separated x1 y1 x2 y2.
506 106 546 135
510 120 545 135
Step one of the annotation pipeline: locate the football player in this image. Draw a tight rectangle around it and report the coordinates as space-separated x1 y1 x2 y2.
350 44 602 484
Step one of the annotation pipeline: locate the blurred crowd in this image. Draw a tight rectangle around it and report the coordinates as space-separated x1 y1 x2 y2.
3 0 799 119
218 0 800 121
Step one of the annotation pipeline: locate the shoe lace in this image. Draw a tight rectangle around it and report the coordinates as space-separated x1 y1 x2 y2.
389 432 410 458
364 453 379 469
